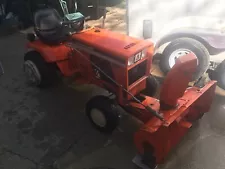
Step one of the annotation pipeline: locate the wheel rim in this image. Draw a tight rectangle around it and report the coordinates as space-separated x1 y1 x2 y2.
169 49 194 68
24 60 41 85
90 108 107 127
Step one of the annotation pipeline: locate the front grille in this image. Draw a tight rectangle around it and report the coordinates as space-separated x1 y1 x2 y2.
128 60 147 85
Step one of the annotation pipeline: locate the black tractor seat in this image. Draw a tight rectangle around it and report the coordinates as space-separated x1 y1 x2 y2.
33 8 84 45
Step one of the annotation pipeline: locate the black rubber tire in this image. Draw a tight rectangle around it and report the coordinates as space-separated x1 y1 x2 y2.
215 59 225 90
24 51 58 88
86 96 119 133
142 75 159 97
159 38 210 80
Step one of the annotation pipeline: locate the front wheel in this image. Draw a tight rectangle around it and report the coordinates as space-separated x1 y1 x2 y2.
86 96 120 133
159 38 210 80
142 75 159 97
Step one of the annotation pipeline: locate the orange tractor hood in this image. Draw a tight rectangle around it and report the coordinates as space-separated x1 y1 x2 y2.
71 28 154 60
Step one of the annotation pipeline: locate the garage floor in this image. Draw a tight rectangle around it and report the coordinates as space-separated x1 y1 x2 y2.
0 32 225 169
59 93 225 169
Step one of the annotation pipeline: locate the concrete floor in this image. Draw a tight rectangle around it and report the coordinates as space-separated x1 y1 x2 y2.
0 33 225 169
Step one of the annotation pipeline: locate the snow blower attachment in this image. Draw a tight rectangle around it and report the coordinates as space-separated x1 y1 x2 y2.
134 53 216 168
24 8 216 169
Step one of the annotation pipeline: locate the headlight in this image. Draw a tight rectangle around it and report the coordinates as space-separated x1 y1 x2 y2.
128 49 147 66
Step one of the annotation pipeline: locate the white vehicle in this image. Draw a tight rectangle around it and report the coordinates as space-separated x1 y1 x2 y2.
127 0 225 89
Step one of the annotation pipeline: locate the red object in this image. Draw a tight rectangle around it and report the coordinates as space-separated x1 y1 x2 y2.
160 53 198 108
134 54 216 164
26 27 216 167
134 80 216 164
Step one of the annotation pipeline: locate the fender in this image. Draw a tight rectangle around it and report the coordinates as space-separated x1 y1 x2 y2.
154 28 225 55
27 40 71 62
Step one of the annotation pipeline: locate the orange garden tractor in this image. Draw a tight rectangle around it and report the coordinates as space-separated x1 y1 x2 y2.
24 8 217 168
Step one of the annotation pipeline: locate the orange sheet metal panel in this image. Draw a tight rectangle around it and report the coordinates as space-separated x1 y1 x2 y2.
72 28 154 60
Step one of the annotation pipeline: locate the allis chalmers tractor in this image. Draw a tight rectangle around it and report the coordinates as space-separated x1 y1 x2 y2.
24 8 216 168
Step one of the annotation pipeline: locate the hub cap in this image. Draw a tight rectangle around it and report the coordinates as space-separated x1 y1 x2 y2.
169 49 194 68
24 60 41 85
90 108 107 127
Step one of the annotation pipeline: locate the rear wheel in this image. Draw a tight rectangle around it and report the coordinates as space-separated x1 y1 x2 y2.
159 38 210 80
86 96 119 133
24 51 58 88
